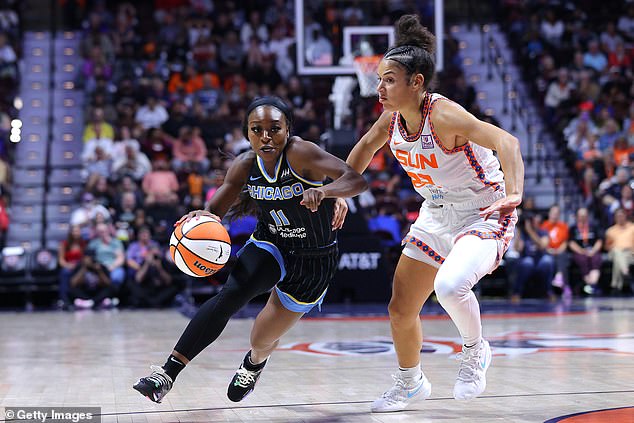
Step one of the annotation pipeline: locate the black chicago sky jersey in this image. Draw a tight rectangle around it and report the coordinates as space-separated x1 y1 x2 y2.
246 147 336 250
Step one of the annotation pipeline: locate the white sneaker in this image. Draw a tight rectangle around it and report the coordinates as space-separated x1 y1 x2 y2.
453 339 492 400
371 372 432 412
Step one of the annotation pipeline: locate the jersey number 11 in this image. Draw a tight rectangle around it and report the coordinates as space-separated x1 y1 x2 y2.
270 209 290 226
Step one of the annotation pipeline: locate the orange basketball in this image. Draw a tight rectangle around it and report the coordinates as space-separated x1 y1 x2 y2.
169 216 232 277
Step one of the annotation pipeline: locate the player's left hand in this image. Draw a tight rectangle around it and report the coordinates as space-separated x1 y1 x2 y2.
479 194 522 224
331 197 348 230
300 188 326 212
174 210 221 227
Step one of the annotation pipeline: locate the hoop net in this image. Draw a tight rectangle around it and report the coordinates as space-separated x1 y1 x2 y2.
353 55 381 97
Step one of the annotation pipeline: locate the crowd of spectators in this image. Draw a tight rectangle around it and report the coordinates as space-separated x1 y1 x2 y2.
502 0 634 225
497 0 634 300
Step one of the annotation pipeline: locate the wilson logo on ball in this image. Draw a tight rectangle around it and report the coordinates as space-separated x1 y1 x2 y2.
193 260 214 274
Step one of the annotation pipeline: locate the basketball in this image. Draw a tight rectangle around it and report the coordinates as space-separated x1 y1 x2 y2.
169 216 232 277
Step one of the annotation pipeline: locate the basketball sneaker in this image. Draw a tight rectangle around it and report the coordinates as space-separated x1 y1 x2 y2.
453 339 492 401
133 365 173 403
371 372 432 412
227 355 267 402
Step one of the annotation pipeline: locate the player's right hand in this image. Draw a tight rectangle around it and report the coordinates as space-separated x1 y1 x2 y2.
331 197 348 230
174 210 221 227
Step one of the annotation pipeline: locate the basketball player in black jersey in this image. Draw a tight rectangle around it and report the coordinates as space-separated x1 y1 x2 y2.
133 97 367 404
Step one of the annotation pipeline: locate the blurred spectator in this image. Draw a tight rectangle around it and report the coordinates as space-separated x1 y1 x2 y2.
142 159 179 206
540 204 570 291
566 113 595 156
126 226 178 308
574 70 600 104
113 191 137 243
219 31 244 74
82 133 114 163
111 125 141 156
83 107 115 143
195 74 224 113
112 144 152 182
224 126 250 155
305 28 333 66
192 34 218 71
135 95 169 130
162 101 195 138
540 9 564 48
113 175 144 212
608 42 632 73
605 208 634 294
544 68 574 123
568 207 603 295
141 127 173 162
240 11 268 49
597 119 621 151
88 222 126 289
171 126 209 173
510 213 556 303
618 4 634 40
600 22 622 54
57 225 87 309
267 26 295 81
90 175 114 211
69 248 117 309
583 40 608 74
80 45 113 93
70 192 111 235
599 166 632 220
83 146 113 189
167 64 204 96
613 137 633 168
81 13 115 61
0 32 16 79
244 35 267 76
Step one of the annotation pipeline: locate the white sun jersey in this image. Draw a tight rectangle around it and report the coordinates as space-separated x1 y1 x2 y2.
387 92 506 209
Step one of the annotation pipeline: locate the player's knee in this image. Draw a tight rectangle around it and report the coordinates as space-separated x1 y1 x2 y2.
387 298 419 326
434 276 467 305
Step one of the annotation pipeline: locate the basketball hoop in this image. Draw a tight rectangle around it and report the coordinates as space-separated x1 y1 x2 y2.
353 55 381 97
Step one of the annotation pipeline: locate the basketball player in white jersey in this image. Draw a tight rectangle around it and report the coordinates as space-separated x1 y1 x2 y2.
346 15 524 412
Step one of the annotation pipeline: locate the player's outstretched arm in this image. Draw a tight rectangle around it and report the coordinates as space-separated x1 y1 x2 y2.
431 100 524 223
287 139 368 212
174 152 254 226
345 110 392 174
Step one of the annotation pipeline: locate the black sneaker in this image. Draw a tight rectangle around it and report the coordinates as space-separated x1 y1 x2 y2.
133 365 173 403
227 358 267 402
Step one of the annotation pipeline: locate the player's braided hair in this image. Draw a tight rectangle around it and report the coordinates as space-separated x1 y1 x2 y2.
384 14 436 89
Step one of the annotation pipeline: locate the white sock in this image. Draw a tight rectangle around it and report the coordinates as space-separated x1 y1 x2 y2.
398 365 422 382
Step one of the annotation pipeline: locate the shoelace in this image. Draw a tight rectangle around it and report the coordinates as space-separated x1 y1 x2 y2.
146 365 172 388
381 375 409 403
234 367 257 388
455 349 481 382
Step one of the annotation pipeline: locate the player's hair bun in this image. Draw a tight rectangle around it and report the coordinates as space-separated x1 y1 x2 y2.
394 14 435 55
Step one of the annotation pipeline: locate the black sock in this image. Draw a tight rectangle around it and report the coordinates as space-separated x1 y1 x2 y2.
163 354 186 380
243 350 267 371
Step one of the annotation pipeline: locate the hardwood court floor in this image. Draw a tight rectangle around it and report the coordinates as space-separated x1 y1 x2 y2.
1 298 634 422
